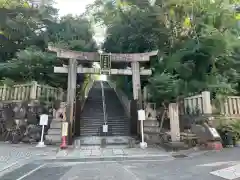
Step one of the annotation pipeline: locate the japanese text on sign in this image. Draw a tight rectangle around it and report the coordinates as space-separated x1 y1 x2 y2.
100 54 111 74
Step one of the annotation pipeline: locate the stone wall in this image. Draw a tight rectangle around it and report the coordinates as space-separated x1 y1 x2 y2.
0 100 58 144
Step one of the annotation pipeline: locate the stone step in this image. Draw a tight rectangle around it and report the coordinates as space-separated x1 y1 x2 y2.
79 81 130 136
50 121 62 129
45 134 61 144
144 127 161 134
80 129 130 133
144 134 162 143
80 119 129 122
48 129 61 135
144 120 159 127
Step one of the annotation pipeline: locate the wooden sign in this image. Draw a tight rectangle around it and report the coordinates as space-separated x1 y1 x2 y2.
62 122 68 136
100 54 111 75
40 114 48 126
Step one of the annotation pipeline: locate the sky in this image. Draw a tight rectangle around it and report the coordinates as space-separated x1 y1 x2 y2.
55 0 94 17
55 0 105 44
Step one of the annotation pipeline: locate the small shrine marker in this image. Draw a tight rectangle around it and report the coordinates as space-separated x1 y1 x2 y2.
36 114 48 148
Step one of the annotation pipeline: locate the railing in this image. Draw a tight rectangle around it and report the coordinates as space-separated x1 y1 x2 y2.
178 91 212 115
78 79 94 110
108 81 131 118
218 96 240 115
0 81 64 101
100 81 107 124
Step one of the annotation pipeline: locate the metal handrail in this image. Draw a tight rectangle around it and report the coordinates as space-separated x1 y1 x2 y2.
100 81 107 124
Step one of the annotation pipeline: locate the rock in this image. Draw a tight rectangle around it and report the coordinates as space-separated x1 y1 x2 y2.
2 104 14 122
144 127 161 133
25 124 41 142
144 120 159 127
21 136 30 143
13 102 27 119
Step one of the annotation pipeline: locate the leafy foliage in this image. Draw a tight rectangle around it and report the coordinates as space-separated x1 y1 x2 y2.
0 1 97 89
87 0 240 104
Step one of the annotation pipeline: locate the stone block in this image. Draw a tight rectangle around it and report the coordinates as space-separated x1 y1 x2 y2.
144 127 161 133
48 129 61 135
145 134 162 143
144 120 159 127
112 149 124 155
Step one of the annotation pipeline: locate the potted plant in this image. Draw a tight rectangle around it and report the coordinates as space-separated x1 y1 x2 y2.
217 124 234 148
228 121 240 147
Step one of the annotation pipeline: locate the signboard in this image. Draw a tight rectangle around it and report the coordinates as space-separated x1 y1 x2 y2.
62 122 68 136
100 53 111 75
138 109 146 121
209 128 220 138
103 124 108 133
40 114 48 126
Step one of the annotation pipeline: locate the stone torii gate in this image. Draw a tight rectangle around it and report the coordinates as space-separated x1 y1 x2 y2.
48 45 158 144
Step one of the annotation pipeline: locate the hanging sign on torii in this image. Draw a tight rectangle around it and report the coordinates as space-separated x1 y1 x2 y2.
100 53 111 75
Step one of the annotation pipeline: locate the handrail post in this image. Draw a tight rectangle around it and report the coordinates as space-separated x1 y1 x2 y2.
100 81 107 124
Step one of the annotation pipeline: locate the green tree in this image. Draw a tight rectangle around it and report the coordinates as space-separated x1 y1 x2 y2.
87 0 240 104
0 1 97 88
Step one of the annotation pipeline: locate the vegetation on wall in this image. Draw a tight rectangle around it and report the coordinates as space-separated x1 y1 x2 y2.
2 0 240 105
86 0 240 105
0 0 97 89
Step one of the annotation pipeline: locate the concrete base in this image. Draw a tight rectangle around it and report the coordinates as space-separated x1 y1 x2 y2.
75 136 134 146
140 142 147 149
36 141 46 148
163 141 187 151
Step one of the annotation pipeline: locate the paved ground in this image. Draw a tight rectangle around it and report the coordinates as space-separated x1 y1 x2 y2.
0 142 57 174
56 145 171 159
0 144 240 180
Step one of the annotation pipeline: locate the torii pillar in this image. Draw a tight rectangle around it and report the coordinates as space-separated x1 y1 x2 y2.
66 58 77 145
131 61 142 136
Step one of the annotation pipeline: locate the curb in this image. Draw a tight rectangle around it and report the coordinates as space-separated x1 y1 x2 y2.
44 154 174 163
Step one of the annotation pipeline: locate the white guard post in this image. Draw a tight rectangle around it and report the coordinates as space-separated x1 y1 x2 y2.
138 109 147 149
103 123 108 133
36 114 48 148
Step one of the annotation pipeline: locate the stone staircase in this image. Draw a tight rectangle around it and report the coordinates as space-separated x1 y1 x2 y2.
45 102 66 145
144 120 162 144
80 81 104 136
45 118 62 145
75 81 133 147
143 103 162 144
103 81 130 136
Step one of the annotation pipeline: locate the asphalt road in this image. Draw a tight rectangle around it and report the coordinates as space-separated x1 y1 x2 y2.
1 148 240 180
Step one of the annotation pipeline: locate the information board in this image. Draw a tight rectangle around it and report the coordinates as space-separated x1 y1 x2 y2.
40 114 48 126
100 53 111 75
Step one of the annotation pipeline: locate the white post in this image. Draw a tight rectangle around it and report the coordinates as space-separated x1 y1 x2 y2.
138 109 147 149
36 125 46 147
141 119 144 143
36 114 48 148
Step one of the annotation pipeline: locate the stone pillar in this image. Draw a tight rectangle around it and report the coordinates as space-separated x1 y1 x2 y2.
1 84 7 101
131 61 142 137
30 81 38 100
143 86 148 102
66 58 77 145
131 62 141 100
202 91 212 114
169 103 180 142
